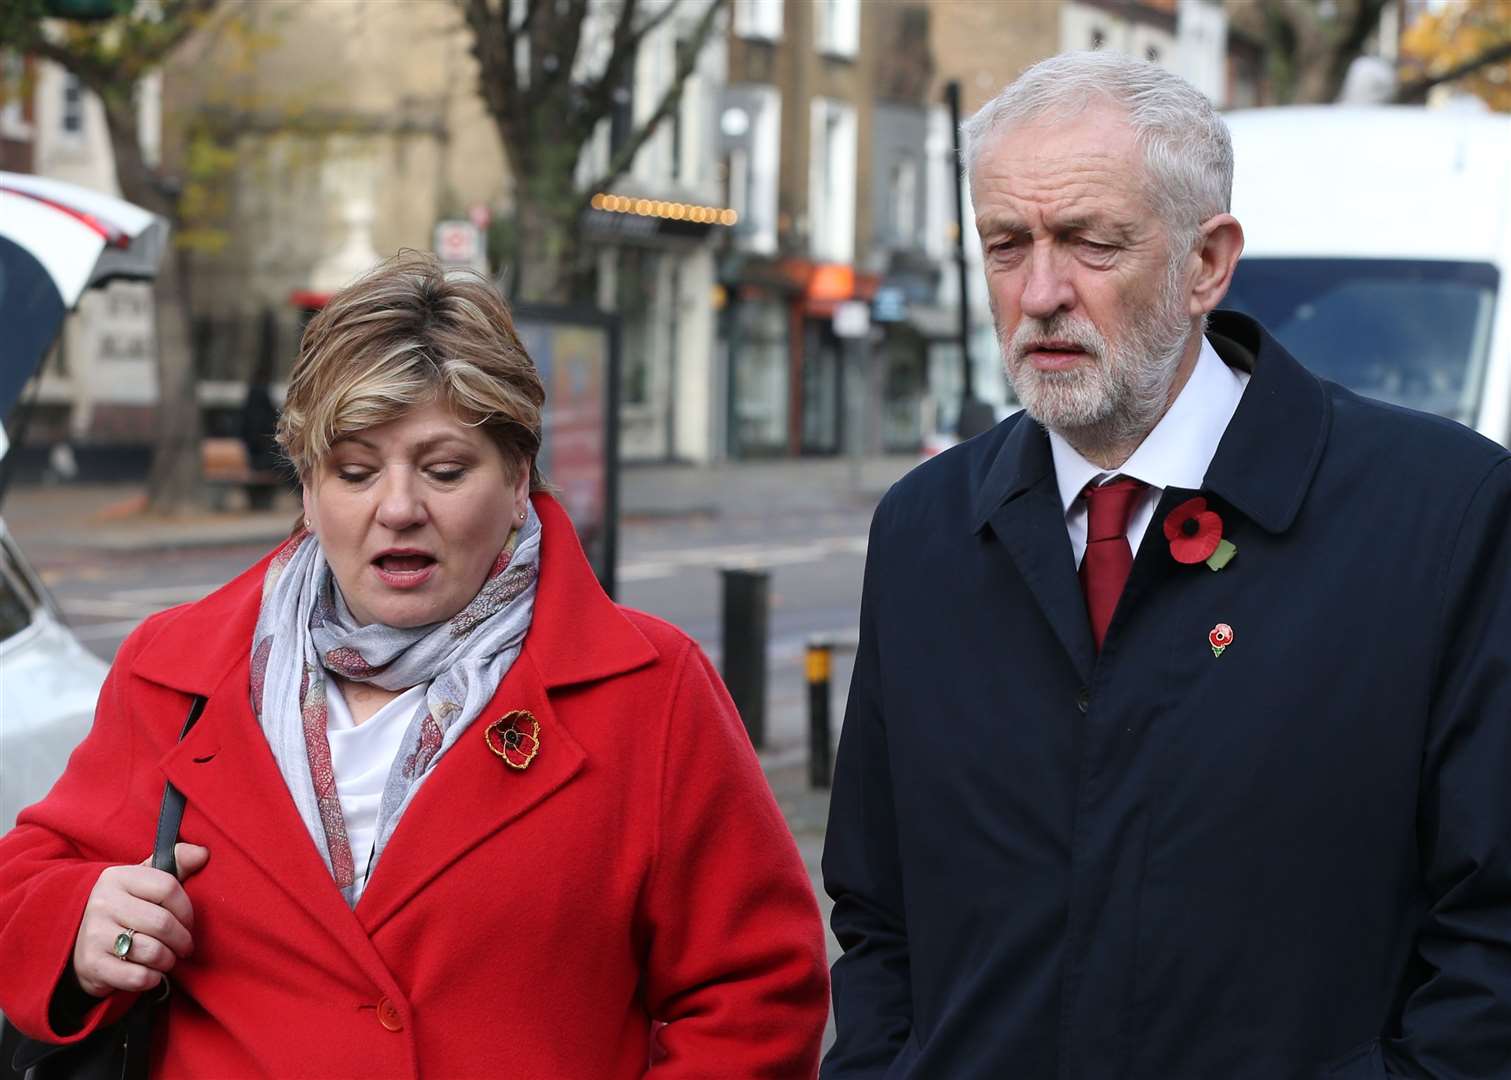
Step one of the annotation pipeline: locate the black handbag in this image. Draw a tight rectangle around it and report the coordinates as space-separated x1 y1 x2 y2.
4 696 206 1080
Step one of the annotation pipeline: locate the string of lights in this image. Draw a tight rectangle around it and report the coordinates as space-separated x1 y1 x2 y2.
589 193 739 227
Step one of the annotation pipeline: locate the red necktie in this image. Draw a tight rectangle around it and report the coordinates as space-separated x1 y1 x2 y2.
1079 477 1146 653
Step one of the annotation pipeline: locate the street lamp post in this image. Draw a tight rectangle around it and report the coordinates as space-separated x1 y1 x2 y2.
945 80 993 440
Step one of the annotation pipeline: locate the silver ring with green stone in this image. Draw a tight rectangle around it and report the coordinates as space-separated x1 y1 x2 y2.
112 928 136 961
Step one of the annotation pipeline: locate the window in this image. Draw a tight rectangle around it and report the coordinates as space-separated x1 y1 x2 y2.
0 535 43 644
1224 258 1498 424
722 88 780 255
809 98 857 261
61 74 84 135
890 157 918 248
816 0 859 58
734 0 783 40
1 53 29 140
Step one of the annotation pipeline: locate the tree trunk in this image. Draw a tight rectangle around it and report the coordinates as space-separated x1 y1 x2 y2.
144 244 203 514
512 189 581 305
101 92 204 513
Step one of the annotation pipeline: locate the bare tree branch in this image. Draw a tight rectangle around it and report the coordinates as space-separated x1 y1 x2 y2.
1324 0 1393 101
578 0 689 137
575 0 724 211
1395 38 1511 102
569 0 643 146
460 0 520 143
516 0 543 35
522 0 586 98
624 0 687 53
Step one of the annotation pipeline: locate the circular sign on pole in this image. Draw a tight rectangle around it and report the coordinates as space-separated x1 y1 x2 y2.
433 220 486 272
832 299 871 340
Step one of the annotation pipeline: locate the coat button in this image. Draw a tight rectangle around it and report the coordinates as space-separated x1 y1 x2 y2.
376 998 403 1032
1075 688 1090 714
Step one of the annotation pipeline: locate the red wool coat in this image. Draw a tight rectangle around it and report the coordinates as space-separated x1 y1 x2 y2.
0 495 828 1078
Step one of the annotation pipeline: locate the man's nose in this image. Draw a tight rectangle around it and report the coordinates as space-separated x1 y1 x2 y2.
1019 248 1075 320
375 471 427 529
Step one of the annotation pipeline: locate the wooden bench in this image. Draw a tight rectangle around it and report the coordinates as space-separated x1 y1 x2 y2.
200 437 286 510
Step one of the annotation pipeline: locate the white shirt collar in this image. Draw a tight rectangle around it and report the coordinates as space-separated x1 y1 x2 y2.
1050 335 1249 513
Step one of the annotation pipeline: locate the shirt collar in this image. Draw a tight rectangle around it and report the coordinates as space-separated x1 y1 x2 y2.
1049 335 1249 514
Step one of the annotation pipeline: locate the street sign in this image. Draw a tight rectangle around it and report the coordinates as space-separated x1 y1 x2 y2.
832 299 871 340
871 286 908 323
433 220 486 273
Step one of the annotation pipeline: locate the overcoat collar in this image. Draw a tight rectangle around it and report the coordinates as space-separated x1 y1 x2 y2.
966 311 1331 681
131 492 655 695
970 310 1330 536
127 494 656 946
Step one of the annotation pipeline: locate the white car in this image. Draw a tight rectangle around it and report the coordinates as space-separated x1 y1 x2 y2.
0 172 166 827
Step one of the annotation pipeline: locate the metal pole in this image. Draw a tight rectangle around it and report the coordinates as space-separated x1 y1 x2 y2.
945 79 975 421
806 641 833 788
721 567 769 748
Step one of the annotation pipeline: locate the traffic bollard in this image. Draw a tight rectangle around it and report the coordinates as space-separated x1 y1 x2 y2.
721 567 768 749
807 642 833 788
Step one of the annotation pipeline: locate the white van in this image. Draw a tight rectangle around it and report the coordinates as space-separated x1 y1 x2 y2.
1222 105 1511 447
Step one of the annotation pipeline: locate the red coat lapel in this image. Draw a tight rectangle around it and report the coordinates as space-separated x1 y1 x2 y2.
156 657 396 990
353 650 586 931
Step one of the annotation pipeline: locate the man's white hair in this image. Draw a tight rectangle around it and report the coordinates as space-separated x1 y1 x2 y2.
961 51 1233 249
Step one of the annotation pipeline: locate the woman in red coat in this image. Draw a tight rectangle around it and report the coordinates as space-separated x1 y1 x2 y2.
0 253 828 1077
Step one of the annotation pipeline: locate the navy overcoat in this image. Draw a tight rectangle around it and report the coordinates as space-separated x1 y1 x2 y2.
822 311 1511 1079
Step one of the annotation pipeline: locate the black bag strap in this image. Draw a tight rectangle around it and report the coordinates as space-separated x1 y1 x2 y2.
149 696 206 876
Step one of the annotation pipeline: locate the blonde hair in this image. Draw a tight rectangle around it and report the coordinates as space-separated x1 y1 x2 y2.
278 251 545 488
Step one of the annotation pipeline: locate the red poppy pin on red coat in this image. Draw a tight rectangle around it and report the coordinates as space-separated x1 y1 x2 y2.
1164 497 1237 571
485 711 540 770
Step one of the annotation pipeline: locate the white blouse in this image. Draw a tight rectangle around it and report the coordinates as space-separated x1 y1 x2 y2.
323 680 429 900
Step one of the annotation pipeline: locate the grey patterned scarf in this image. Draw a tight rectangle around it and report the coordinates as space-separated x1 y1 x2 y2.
251 503 541 906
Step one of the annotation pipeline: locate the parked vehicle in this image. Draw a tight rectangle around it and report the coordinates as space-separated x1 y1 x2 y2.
0 172 166 827
1223 105 1511 447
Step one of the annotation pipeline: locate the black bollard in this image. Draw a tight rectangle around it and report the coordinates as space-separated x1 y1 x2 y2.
721 567 769 749
807 641 833 788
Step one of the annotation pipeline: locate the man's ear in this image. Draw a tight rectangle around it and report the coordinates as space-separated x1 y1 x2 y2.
1188 213 1244 317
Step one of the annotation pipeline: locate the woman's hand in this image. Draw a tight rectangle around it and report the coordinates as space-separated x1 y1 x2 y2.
70 843 210 997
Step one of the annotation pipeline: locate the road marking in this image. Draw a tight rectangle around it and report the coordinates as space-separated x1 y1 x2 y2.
619 535 867 582
70 618 158 643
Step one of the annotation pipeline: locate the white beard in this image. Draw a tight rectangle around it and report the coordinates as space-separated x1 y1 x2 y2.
999 261 1194 460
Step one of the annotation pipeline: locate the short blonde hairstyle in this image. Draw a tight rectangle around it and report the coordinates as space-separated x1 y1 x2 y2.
278 251 545 488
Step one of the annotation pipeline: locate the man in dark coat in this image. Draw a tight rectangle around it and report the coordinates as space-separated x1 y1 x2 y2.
821 51 1511 1080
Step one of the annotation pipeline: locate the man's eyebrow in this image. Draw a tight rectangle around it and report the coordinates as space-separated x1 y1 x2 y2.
1055 216 1137 243
975 214 1029 239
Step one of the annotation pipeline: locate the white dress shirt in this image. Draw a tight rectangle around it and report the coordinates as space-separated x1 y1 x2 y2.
1050 336 1250 568
325 679 429 900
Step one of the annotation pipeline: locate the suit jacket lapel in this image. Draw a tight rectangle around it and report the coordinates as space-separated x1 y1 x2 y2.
975 417 1096 684
987 478 1096 683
